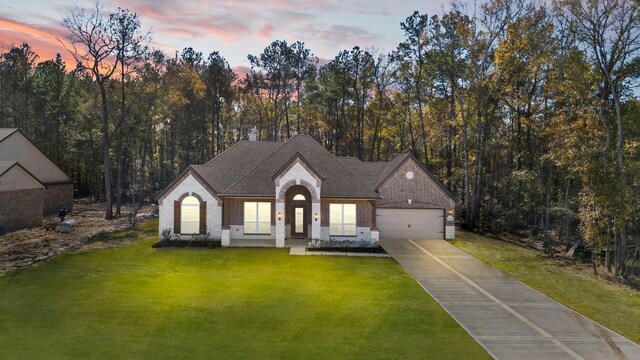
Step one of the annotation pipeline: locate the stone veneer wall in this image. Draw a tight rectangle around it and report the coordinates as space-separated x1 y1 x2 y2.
0 189 43 233
43 183 74 215
158 174 222 239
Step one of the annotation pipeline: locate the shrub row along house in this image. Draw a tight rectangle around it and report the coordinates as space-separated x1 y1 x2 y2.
0 128 74 234
157 132 455 246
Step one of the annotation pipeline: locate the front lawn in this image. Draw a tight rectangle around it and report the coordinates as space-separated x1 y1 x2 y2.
452 231 640 344
0 221 489 359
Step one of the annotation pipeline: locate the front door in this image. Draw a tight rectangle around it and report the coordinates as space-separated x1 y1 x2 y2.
293 206 307 238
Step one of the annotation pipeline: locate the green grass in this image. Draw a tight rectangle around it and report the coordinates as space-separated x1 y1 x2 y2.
452 231 640 344
0 221 489 359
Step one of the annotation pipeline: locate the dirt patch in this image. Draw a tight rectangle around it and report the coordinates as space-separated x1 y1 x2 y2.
0 198 157 276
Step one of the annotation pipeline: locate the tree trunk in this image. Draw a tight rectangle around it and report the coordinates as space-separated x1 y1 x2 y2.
99 80 113 220
613 91 627 277
115 144 124 218
543 165 553 252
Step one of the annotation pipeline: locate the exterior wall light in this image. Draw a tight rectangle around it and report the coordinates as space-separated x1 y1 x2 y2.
408 199 412 204
277 212 282 221
314 212 319 222
448 210 453 215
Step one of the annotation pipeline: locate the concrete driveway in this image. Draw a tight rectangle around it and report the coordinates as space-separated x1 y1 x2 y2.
380 239 640 360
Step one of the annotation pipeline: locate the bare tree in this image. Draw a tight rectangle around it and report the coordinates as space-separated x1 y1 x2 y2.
110 7 150 217
62 3 119 219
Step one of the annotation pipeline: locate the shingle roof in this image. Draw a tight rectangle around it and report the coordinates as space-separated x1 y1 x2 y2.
336 157 389 189
157 135 453 201
191 140 282 193
219 135 380 198
0 128 18 142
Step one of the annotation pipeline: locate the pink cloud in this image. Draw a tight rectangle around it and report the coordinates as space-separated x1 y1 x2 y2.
0 16 76 66
297 24 385 48
259 24 275 40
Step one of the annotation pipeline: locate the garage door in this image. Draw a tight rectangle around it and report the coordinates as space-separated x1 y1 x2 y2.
377 209 444 240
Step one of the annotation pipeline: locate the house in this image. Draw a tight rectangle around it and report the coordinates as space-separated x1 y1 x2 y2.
156 133 455 247
0 161 45 233
0 128 74 233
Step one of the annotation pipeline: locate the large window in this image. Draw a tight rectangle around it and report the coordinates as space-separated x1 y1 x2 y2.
330 203 356 236
181 196 200 234
244 202 271 234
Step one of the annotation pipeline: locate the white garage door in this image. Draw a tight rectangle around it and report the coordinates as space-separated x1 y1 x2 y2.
377 209 444 240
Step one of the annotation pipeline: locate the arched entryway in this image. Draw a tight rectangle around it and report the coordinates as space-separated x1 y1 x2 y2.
284 185 312 238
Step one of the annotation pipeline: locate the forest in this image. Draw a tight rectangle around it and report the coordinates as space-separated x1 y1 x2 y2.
0 0 639 280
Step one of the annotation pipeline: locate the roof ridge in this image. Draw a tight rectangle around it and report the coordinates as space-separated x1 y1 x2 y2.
202 139 285 167
219 138 287 193
200 140 247 167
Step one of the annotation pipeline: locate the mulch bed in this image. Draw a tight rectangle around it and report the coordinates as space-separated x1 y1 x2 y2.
152 240 221 249
306 246 387 254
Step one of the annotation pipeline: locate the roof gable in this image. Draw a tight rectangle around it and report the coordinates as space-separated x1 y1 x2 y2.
0 161 45 191
376 154 455 200
272 152 324 181
0 129 71 184
156 166 218 202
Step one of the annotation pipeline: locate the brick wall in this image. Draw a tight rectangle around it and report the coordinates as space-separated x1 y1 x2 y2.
378 159 454 208
377 158 455 226
228 198 276 225
320 199 372 227
0 189 43 233
43 183 73 216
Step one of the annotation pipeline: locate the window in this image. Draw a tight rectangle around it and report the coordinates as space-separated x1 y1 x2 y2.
329 203 356 236
181 196 200 234
244 202 271 234
293 194 306 201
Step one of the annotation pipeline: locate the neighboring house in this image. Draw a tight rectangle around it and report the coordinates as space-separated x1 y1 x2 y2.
0 161 45 233
0 128 74 233
157 133 455 247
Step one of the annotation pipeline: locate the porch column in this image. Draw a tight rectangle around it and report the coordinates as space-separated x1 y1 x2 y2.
370 200 379 243
311 199 321 240
275 200 285 247
221 197 230 247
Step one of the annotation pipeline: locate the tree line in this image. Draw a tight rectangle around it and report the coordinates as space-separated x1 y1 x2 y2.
0 0 639 279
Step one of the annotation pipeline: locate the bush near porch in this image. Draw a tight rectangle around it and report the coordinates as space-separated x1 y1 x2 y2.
0 220 489 359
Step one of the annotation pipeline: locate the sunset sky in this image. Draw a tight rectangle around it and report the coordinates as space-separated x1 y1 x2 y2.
0 0 455 73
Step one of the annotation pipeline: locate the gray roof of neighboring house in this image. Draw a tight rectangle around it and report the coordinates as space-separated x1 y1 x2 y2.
0 128 18 142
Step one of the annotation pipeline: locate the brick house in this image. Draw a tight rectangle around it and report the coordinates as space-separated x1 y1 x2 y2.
0 129 74 233
156 133 455 247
